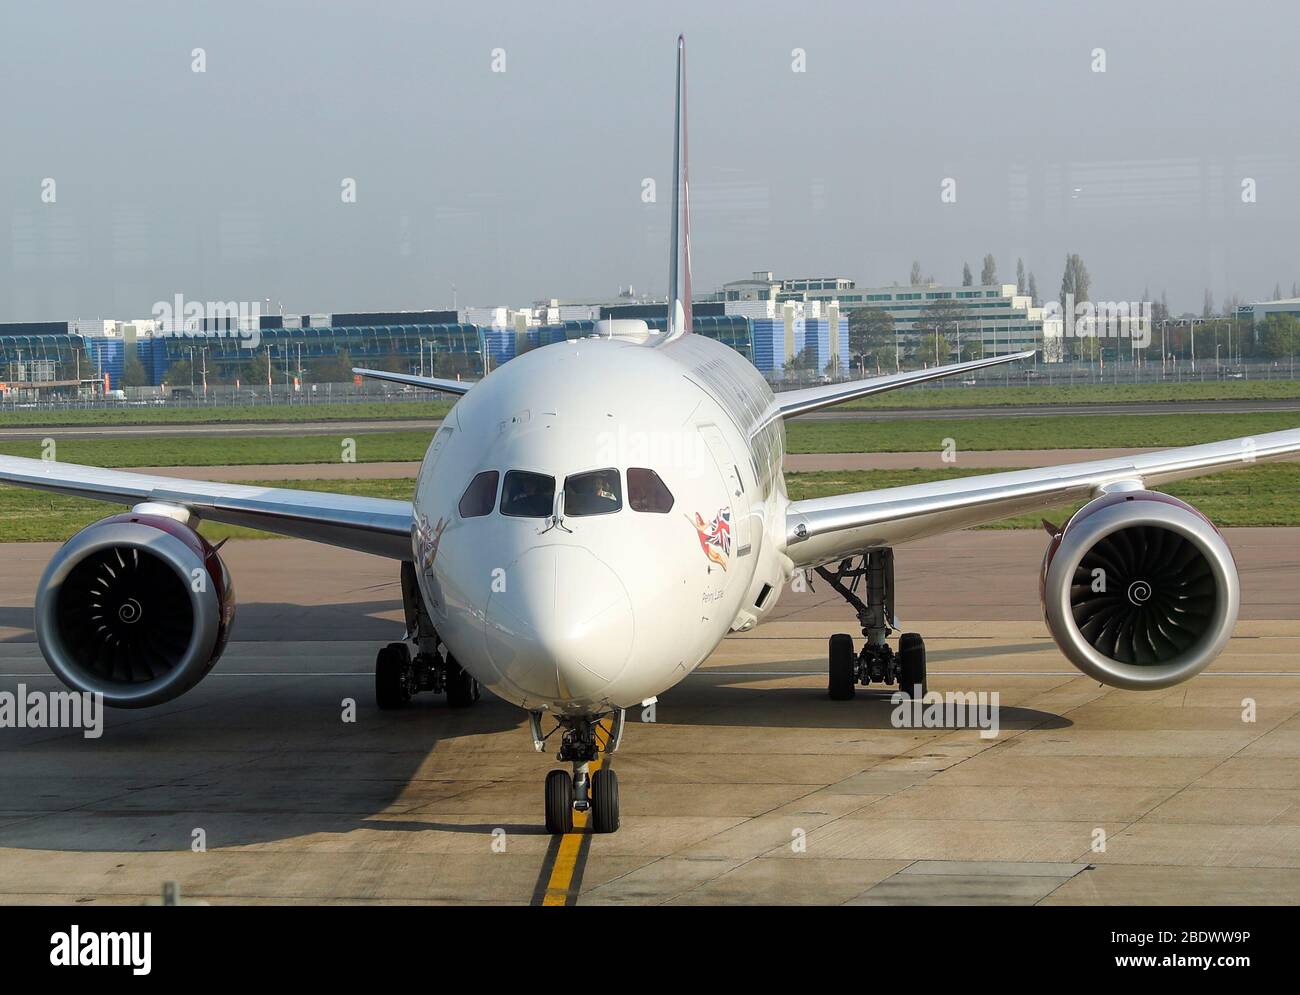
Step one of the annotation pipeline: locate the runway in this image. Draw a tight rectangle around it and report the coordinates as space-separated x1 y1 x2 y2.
1 533 1298 905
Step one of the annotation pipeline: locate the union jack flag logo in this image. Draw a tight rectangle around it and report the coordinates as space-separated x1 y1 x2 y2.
413 512 448 571
687 507 732 571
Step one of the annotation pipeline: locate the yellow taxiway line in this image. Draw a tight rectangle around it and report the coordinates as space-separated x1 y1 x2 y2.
537 720 610 907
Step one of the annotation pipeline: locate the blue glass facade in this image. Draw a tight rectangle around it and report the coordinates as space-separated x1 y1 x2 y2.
84 337 124 388
2 314 768 387
0 333 91 382
802 317 851 373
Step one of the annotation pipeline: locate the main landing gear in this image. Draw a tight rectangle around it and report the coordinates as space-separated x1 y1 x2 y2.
374 641 480 709
534 710 625 835
375 563 481 710
816 549 927 700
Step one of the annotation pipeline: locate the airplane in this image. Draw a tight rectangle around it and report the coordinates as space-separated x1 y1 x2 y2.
2 35 1298 835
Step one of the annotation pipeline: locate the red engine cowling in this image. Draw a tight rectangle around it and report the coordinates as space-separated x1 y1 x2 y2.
34 513 236 708
1040 489 1238 690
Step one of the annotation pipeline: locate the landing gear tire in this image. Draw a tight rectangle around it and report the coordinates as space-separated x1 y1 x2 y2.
828 633 856 700
898 632 927 698
445 654 480 708
375 642 411 710
544 769 575 835
591 767 620 834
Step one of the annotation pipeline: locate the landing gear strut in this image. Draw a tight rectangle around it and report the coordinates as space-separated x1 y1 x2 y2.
374 563 480 710
815 549 927 699
538 710 624 835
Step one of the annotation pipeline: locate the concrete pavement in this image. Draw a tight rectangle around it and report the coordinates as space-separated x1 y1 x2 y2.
1 532 1297 905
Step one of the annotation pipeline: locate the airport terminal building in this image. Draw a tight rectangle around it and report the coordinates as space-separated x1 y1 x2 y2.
720 271 1048 358
3 270 1054 394
0 302 843 393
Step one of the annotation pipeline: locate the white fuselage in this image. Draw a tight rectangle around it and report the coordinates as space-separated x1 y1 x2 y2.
409 335 792 716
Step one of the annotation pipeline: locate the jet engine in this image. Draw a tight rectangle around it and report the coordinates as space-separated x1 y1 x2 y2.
1040 489 1238 690
34 511 236 708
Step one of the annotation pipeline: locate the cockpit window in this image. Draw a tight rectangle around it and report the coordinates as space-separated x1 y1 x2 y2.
564 468 622 517
627 468 674 513
500 470 555 518
458 470 499 518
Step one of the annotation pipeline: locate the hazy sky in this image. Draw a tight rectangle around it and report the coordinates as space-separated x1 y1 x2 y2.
2 0 1298 321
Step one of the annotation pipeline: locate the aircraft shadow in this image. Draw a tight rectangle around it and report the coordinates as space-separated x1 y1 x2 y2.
0 600 1069 859
0 597 527 854
650 682 1073 731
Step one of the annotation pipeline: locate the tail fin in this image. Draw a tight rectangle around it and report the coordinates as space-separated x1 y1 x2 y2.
664 34 692 343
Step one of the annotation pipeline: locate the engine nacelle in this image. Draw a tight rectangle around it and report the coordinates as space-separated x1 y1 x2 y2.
34 513 236 708
1040 490 1238 690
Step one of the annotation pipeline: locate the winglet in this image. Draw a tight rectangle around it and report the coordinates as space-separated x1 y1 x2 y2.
663 34 692 343
352 368 474 396
771 350 1037 422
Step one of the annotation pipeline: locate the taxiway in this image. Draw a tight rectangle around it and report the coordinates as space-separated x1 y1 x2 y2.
0 533 1297 905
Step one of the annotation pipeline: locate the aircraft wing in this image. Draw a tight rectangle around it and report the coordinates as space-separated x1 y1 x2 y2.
771 350 1036 421
352 368 474 395
0 456 413 560
783 428 1300 569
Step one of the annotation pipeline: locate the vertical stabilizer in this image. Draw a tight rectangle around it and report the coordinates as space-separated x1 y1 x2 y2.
663 34 692 343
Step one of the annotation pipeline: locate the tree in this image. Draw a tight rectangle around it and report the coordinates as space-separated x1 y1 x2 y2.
1202 289 1215 319
910 260 923 286
246 349 273 386
980 253 997 286
123 357 148 388
961 262 973 286
787 346 818 378
918 298 965 335
1157 290 1169 323
1274 283 1283 301
1027 271 1039 305
1059 253 1091 308
1059 254 1092 361
848 308 897 372
163 359 193 388
1258 313 1298 359
1016 258 1026 295
307 348 355 383
916 329 952 365
1074 334 1101 361
912 298 966 364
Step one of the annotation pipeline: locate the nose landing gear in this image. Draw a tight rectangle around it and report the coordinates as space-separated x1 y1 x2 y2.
816 549 927 699
538 711 624 835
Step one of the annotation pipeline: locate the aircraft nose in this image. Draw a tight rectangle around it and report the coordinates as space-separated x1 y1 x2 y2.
484 545 634 702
